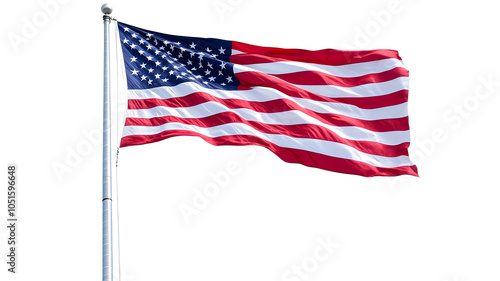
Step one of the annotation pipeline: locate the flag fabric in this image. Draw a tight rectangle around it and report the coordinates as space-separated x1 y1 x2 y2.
117 21 418 177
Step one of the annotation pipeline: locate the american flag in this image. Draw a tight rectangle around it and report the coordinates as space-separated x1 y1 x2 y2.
117 21 418 177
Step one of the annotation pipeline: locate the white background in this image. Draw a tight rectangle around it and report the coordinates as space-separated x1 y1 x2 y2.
1 0 500 281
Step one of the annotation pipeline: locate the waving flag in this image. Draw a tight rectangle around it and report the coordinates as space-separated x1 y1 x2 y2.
117 21 418 177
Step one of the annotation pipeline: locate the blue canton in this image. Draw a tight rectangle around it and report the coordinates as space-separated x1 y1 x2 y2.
118 22 238 90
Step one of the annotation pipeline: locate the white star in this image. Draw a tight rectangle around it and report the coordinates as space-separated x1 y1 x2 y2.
206 47 212 53
162 78 169 82
218 70 224 76
131 69 139 75
218 46 226 54
169 70 174 75
204 69 211 75
195 75 203 79
148 79 153 85
140 63 147 69
123 38 129 44
190 42 196 49
162 66 168 71
138 50 145 55
130 57 137 62
141 75 147 81
163 40 170 45
220 62 226 69
211 54 218 59
123 27 130 32
146 33 153 38
139 39 146 45
131 33 137 38
226 76 233 83
190 52 195 58
148 68 154 73
130 44 137 49
159 46 165 50
208 76 216 82
175 42 181 45
146 56 153 61
180 47 186 53
146 44 153 50
176 75 182 79
155 61 161 66
187 60 193 65
155 73 161 79
178 53 183 58
207 62 213 69
155 50 161 55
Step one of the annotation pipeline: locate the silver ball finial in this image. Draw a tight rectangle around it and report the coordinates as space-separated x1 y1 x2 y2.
101 3 113 15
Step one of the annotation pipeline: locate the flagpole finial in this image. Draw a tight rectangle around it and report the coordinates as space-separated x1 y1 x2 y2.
101 3 113 15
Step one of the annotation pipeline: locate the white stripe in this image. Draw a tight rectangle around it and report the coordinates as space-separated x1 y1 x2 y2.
127 83 408 120
122 122 413 168
297 77 409 98
231 49 245 55
233 58 405 77
126 101 410 145
295 98 407 119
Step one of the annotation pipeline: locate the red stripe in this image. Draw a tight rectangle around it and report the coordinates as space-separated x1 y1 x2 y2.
124 113 410 157
231 53 290 65
271 67 408 87
120 131 418 177
232 41 402 66
128 94 409 132
236 71 407 108
333 90 409 110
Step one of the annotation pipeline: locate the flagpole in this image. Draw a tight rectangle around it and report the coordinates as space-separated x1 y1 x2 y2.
101 4 113 281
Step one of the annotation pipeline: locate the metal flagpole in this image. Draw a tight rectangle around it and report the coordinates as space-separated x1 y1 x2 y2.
101 4 113 281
